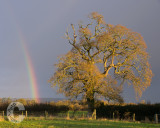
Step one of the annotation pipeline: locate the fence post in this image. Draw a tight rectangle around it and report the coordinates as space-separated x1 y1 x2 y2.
83 112 84 119
45 110 48 120
26 111 28 118
113 112 115 120
155 114 158 124
2 111 4 119
95 109 96 120
92 109 96 120
44 110 48 119
133 113 135 122
67 111 70 120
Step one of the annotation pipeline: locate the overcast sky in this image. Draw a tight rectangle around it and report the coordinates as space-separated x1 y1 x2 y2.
0 0 160 103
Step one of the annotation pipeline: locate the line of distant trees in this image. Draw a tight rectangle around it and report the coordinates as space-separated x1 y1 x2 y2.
0 98 124 113
0 98 87 111
0 98 36 105
0 98 160 121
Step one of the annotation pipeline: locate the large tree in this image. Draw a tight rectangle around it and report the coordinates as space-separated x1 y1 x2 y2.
49 12 153 115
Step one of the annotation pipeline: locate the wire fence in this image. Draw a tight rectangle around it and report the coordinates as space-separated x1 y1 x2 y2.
0 110 160 123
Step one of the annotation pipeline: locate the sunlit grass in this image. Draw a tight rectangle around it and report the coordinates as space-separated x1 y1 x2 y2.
0 119 160 128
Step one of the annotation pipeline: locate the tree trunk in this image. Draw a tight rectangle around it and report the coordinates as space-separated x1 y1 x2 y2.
87 98 94 117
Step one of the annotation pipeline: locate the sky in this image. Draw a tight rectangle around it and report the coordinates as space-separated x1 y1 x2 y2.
0 0 160 103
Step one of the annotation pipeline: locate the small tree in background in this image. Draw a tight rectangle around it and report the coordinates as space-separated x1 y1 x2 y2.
16 98 27 105
49 12 153 116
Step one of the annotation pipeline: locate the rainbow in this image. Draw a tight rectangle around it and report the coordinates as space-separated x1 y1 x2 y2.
18 30 40 103
6 2 40 102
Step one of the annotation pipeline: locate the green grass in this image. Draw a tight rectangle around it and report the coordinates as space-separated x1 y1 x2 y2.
0 119 160 128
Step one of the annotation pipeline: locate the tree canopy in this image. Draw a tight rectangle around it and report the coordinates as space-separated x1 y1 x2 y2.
49 12 153 112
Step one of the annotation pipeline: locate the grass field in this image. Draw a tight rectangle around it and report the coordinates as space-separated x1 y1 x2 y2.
0 119 160 128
